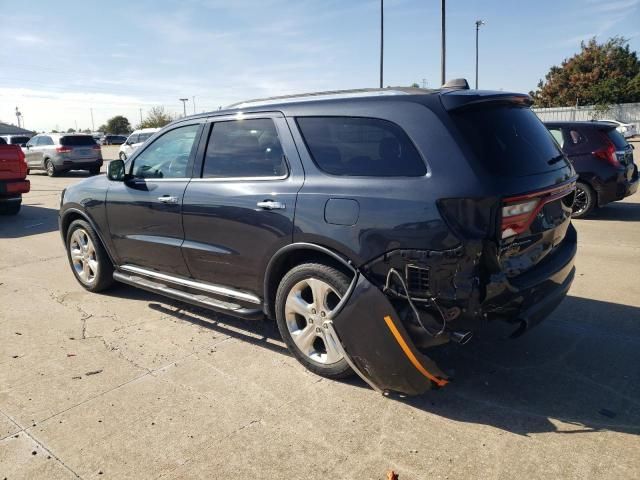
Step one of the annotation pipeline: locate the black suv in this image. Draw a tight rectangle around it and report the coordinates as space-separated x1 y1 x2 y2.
59 86 578 396
545 121 638 218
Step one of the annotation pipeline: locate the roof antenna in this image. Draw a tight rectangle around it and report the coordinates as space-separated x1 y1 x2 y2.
441 78 470 90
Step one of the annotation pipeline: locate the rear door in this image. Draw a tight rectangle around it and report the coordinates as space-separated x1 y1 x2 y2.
181 113 303 296
106 122 204 276
24 136 40 167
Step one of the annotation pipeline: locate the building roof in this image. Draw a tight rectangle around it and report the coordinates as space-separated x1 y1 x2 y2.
0 122 35 136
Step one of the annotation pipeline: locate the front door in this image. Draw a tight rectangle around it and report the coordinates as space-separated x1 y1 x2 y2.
181 114 304 296
106 122 203 276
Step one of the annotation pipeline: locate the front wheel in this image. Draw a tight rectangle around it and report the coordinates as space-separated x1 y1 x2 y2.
0 199 21 215
275 263 353 379
572 181 596 218
65 219 114 292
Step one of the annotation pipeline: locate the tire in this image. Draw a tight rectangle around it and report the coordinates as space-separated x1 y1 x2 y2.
89 166 101 175
572 181 596 218
275 262 353 379
0 199 21 215
45 159 57 177
119 152 127 161
65 219 115 292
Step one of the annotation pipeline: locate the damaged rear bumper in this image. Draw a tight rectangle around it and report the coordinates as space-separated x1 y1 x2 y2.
325 226 577 397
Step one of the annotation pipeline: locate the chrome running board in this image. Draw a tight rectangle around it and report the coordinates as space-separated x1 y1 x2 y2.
119 264 261 305
113 271 263 319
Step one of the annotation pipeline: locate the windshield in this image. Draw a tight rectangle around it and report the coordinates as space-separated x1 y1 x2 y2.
451 105 569 176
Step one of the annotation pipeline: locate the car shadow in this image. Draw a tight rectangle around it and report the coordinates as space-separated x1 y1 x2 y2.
582 201 640 221
0 204 60 238
104 285 640 437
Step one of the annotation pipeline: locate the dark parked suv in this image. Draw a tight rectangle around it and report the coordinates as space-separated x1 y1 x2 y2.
59 85 578 396
545 121 638 217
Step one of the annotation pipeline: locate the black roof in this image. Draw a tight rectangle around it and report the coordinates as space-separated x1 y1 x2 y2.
0 122 35 136
543 120 617 129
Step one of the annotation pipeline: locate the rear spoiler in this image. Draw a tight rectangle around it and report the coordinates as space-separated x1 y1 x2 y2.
440 90 532 112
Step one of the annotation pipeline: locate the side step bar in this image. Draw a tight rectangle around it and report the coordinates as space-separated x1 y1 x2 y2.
113 271 264 320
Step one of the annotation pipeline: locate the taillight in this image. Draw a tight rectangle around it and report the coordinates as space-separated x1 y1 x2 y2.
501 199 540 239
500 181 576 240
56 146 72 153
593 135 620 167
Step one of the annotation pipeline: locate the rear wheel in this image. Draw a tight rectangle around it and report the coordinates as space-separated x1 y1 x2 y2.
0 199 21 215
572 181 595 218
89 166 101 175
275 263 353 379
65 219 114 292
45 159 57 177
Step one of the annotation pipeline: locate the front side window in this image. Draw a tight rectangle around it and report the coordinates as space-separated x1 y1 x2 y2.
202 119 286 178
548 128 564 148
131 124 199 179
138 132 154 143
296 117 426 177
127 134 139 144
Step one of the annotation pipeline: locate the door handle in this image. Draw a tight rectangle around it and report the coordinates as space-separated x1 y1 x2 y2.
158 195 179 204
256 200 285 210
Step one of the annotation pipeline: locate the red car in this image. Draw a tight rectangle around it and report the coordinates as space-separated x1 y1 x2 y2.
0 137 30 215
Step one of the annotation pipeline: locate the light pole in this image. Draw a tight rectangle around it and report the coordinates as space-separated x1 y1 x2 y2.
475 20 485 89
179 98 189 117
379 0 384 88
441 0 446 85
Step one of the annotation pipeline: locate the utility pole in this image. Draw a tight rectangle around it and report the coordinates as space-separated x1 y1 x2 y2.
192 96 196 114
15 107 22 128
90 108 95 132
441 0 446 85
421 78 427 89
379 0 384 88
179 98 189 117
475 20 485 89
139 108 143 125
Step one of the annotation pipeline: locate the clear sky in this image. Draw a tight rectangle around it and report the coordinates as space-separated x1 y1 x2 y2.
1 0 639 132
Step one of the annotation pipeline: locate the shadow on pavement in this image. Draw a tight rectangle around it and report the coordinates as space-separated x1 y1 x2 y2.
582 201 640 221
0 204 59 238
105 284 640 437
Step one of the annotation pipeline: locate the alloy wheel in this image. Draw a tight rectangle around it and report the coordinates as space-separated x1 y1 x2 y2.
573 185 589 216
284 278 344 365
69 228 99 285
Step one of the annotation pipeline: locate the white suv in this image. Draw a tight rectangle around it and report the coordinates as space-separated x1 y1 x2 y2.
118 128 160 160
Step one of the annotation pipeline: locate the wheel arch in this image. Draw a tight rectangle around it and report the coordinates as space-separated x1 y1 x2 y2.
263 243 357 319
60 208 116 265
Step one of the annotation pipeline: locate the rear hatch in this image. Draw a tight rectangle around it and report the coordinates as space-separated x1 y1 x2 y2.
443 92 577 277
0 145 28 181
59 135 102 161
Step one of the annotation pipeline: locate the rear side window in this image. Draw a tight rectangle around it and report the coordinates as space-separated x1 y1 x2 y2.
40 136 54 146
605 128 628 150
296 117 426 177
10 136 30 145
451 106 568 176
60 135 96 146
202 119 287 178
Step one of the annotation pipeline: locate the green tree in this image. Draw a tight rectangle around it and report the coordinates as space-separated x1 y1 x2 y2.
410 82 420 88
104 115 132 134
66 128 76 133
139 106 173 129
531 37 640 108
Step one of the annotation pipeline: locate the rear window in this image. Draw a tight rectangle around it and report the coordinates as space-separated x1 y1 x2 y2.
605 128 629 150
296 117 427 177
60 135 96 146
451 106 568 176
10 136 30 145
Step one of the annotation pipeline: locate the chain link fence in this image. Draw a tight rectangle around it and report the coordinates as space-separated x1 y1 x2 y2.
533 103 640 131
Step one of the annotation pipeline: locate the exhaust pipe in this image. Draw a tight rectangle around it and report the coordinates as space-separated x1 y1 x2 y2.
450 330 473 345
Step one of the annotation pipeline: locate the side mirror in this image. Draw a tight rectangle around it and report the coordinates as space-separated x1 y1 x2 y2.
107 159 126 181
